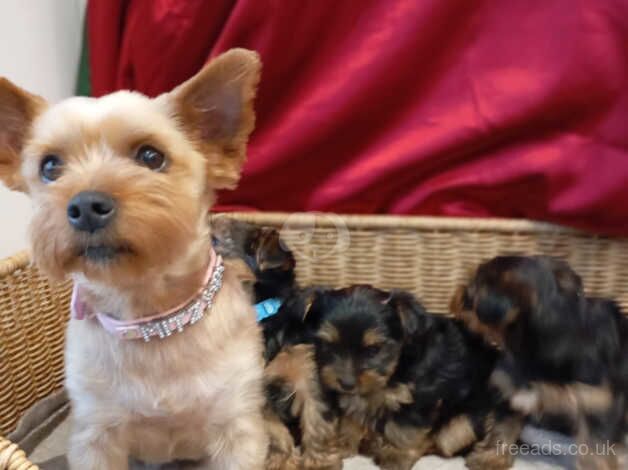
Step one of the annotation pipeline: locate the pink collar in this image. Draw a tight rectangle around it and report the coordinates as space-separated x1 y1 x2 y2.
71 249 224 342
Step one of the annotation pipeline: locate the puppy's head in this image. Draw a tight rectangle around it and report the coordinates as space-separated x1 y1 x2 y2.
451 255 584 347
211 217 296 301
304 285 427 395
0 49 261 286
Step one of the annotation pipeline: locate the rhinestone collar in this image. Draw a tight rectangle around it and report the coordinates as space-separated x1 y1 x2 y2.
71 249 224 342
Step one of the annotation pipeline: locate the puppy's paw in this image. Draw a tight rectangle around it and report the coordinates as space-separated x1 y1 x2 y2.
301 454 343 470
510 388 539 415
265 451 300 470
465 448 514 470
490 368 517 400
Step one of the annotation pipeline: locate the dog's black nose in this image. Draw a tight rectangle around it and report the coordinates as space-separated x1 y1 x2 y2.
67 191 116 233
338 377 356 391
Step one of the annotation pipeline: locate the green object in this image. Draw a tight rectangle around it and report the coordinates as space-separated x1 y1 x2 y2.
76 9 91 96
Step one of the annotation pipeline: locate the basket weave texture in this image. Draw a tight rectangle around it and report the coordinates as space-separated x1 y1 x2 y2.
1 212 628 468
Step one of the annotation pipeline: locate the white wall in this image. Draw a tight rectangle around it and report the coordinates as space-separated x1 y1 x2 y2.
0 1 86 258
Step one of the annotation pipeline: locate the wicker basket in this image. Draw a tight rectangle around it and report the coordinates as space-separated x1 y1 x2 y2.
2 212 628 469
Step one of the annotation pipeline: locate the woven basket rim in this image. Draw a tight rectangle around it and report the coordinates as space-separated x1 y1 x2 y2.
0 215 609 277
211 212 601 236
0 251 30 278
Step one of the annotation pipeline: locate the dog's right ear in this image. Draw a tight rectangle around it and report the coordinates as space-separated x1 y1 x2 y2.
386 291 430 338
0 78 46 191
301 289 321 324
166 48 261 190
301 288 339 336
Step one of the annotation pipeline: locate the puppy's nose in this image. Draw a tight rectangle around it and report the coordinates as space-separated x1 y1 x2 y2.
338 377 356 391
67 191 116 233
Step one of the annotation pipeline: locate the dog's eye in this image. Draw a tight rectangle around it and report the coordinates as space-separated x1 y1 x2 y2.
136 145 166 171
317 340 333 355
364 345 381 358
40 155 64 183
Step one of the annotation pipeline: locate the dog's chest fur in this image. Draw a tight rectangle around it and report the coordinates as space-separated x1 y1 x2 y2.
64 271 265 462
338 383 413 425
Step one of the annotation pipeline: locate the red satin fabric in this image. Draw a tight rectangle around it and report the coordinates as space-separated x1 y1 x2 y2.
88 0 628 235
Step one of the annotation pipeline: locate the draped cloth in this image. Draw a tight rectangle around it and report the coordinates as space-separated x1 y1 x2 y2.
87 0 628 235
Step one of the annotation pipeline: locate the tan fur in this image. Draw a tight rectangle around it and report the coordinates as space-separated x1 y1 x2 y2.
266 345 341 470
0 49 267 469
65 268 267 468
320 364 341 391
434 414 478 457
510 382 619 470
514 381 614 417
0 77 46 191
301 382 417 468
223 258 257 302
264 344 321 420
358 370 389 394
363 422 434 470
169 49 260 190
363 328 385 347
465 413 523 470
332 383 417 467
336 417 365 457
317 321 340 343
256 228 295 272
263 407 300 470
451 285 505 346
301 294 316 321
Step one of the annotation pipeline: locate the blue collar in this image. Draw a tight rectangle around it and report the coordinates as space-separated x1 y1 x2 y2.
255 298 283 321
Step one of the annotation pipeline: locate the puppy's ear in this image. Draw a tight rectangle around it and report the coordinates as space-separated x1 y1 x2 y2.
256 229 295 273
386 291 429 338
301 288 339 337
0 78 46 191
449 285 470 317
537 256 583 297
301 289 320 324
167 48 261 189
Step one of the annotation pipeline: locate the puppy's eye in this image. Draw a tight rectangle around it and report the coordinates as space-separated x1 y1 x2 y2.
317 340 333 355
40 155 63 183
364 345 381 358
136 145 166 171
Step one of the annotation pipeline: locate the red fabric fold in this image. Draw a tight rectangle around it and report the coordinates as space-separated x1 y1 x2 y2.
88 0 628 235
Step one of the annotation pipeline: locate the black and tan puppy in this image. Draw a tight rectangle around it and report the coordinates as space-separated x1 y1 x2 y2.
301 285 506 470
211 216 297 304
211 219 518 469
452 255 627 470
211 217 336 469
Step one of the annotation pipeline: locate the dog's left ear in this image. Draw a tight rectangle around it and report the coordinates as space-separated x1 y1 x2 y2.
0 78 47 192
386 291 430 338
167 48 262 190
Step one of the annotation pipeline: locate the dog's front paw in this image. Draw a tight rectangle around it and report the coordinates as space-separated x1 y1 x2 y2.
466 448 514 470
510 388 540 415
300 454 343 470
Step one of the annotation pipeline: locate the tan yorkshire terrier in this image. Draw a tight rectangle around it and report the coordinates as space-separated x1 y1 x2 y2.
0 49 268 469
